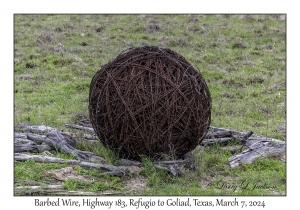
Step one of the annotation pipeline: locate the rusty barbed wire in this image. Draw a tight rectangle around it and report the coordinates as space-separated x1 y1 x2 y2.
89 46 211 160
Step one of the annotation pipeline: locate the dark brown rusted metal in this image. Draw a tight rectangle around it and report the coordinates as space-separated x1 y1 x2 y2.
89 46 211 160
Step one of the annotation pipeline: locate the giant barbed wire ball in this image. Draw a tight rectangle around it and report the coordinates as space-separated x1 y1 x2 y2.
89 46 211 160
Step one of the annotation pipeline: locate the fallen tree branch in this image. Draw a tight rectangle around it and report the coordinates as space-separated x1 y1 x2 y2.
202 128 253 146
45 130 106 163
14 189 103 196
15 185 63 190
153 153 196 176
14 143 51 153
227 136 286 168
15 123 56 133
14 153 128 177
241 131 254 142
14 122 285 177
83 133 98 140
205 130 233 139
27 132 76 147
65 124 95 134
209 126 250 136
14 133 28 138
14 138 36 144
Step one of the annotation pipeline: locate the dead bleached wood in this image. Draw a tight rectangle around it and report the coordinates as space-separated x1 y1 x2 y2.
14 126 105 163
14 189 104 196
203 127 286 168
14 122 285 178
205 130 233 139
209 126 250 136
240 131 254 142
15 185 63 190
15 188 128 196
201 129 253 145
153 163 185 176
245 136 285 146
14 133 27 139
65 124 95 134
14 138 35 144
14 133 52 153
227 136 286 168
15 153 128 177
83 133 98 140
28 132 76 147
153 153 196 176
15 153 77 164
26 133 47 143
14 143 51 153
15 123 56 133
201 127 235 145
14 125 57 153
45 130 105 163
153 159 190 165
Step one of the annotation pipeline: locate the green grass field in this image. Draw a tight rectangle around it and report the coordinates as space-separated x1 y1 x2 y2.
14 14 286 196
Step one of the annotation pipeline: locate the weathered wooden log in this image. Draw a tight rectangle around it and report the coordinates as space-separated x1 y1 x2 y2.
153 159 190 165
14 189 103 196
14 138 36 144
201 128 253 146
152 153 196 176
209 126 248 136
83 133 98 140
15 188 124 196
15 123 56 133
246 136 285 146
65 124 95 134
15 185 63 190
166 165 178 176
14 132 52 153
152 163 186 176
14 132 51 153
26 133 47 143
14 133 27 138
14 122 285 178
14 143 39 153
15 153 78 164
14 143 51 153
14 153 128 177
227 136 286 168
205 130 233 139
240 131 254 142
27 132 76 148
45 130 106 163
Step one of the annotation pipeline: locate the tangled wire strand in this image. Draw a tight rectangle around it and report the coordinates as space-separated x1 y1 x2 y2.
89 46 211 160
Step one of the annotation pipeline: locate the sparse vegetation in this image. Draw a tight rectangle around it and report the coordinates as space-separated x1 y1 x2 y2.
14 14 286 196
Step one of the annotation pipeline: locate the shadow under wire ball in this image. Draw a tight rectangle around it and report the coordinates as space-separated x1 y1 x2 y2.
89 46 211 160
